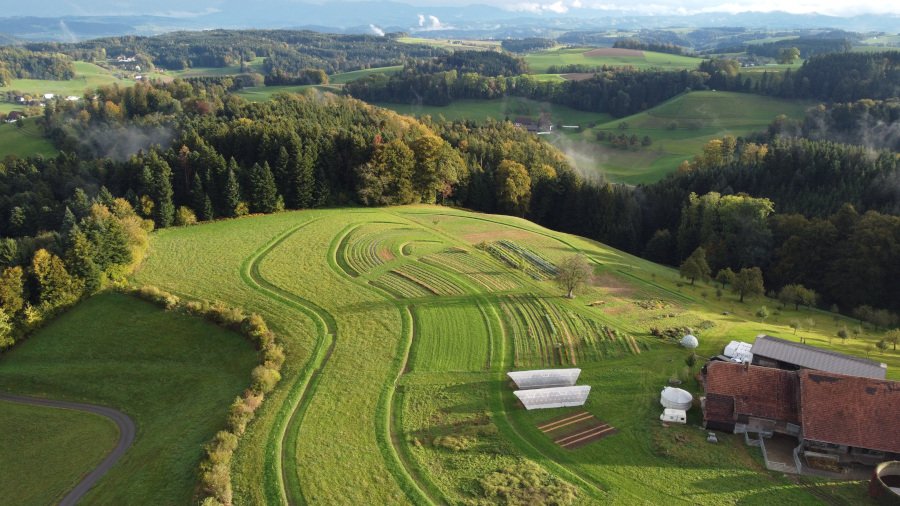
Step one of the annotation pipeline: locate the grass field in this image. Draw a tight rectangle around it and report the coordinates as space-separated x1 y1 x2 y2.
552 90 812 184
1 61 128 98
398 37 502 51
128 205 893 504
0 117 58 158
0 400 119 505
375 96 612 126
525 47 702 73
0 293 257 505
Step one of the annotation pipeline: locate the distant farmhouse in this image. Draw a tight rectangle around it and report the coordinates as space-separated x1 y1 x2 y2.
701 335 899 476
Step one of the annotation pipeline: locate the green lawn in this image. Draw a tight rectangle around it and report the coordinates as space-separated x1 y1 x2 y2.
0 400 119 506
525 47 702 73
0 117 58 158
165 57 266 78
131 206 891 504
553 90 813 184
329 66 403 84
375 96 612 126
0 292 258 505
398 37 501 51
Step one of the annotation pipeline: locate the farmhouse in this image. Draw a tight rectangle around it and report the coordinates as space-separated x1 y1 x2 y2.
702 360 900 474
752 334 887 379
5 111 24 123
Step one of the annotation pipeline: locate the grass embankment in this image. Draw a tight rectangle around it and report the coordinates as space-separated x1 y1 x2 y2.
553 90 812 183
525 47 701 73
0 400 119 505
134 206 894 504
0 292 257 504
0 117 57 158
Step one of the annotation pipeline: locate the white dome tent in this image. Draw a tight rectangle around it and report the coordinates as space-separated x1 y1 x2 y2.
681 334 699 349
660 387 693 410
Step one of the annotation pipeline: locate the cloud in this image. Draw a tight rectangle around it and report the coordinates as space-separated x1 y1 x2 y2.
506 1 571 14
571 0 583 8
369 24 385 36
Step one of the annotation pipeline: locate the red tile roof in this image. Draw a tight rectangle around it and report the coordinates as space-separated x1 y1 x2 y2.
704 361 800 424
799 370 900 453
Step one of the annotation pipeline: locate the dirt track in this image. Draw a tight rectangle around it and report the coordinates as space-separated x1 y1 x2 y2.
0 393 135 506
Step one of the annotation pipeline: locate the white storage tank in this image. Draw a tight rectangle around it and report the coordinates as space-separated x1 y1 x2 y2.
660 387 693 410
681 334 699 349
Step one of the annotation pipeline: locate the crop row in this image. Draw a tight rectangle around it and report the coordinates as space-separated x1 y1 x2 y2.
500 295 642 368
340 225 397 276
421 249 520 292
482 241 558 281
393 263 465 296
371 272 434 298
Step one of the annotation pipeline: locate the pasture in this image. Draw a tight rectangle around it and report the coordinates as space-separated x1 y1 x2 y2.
553 90 812 183
525 47 701 73
0 293 257 505
375 96 612 126
129 205 891 504
0 400 118 506
0 117 58 158
1 61 128 98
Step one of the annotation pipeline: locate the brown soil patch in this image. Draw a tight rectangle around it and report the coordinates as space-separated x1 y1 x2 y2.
602 305 632 316
538 411 618 450
591 272 637 297
463 229 533 244
583 47 645 58
378 248 394 262
561 73 597 81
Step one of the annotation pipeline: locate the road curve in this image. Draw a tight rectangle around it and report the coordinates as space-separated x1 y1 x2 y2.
0 393 136 506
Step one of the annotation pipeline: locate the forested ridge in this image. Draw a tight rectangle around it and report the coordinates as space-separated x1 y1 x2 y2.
0 47 75 85
20 30 445 74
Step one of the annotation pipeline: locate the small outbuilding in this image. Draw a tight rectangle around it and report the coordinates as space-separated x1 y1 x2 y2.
660 387 693 410
660 408 687 424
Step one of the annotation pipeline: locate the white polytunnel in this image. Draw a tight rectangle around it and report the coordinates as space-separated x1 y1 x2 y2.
507 368 581 390
514 385 591 410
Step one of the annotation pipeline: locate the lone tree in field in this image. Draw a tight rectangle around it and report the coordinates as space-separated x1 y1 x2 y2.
715 268 735 289
555 254 592 299
679 247 711 285
778 284 818 310
886 329 900 351
731 267 764 303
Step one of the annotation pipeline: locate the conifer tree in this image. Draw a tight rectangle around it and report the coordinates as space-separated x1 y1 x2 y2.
248 162 278 214
223 159 242 217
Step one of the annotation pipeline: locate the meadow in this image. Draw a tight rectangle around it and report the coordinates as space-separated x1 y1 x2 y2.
0 117 57 158
127 205 893 504
525 47 702 73
0 293 258 504
0 400 118 505
1 61 129 98
552 90 812 183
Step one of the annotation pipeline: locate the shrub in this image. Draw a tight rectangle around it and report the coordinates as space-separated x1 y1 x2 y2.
174 206 198 226
479 460 577 505
433 434 476 451
251 365 281 393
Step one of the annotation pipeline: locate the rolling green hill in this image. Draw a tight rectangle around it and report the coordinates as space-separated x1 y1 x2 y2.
123 206 888 504
554 91 812 184
525 47 701 73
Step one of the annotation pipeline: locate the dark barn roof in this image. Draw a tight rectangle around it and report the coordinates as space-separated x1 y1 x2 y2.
704 361 800 424
800 370 900 454
753 335 887 379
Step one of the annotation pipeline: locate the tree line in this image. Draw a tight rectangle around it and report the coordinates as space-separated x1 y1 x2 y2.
500 38 555 54
21 29 445 75
5 77 900 325
613 39 689 55
0 47 75 85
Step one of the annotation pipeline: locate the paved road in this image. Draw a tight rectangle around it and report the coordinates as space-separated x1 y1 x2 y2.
0 393 135 506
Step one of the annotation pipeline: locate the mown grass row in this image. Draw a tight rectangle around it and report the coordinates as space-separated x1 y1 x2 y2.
421 248 520 292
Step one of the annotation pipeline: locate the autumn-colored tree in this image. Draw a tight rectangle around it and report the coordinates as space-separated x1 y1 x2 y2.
496 159 531 217
555 254 593 298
